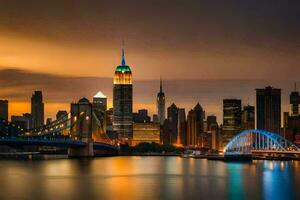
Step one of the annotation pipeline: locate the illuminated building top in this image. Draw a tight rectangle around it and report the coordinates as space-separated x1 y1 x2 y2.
113 47 132 85
94 91 106 98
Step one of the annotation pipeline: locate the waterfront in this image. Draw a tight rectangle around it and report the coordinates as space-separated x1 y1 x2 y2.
0 157 299 200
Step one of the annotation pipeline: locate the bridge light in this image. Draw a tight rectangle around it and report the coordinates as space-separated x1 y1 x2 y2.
86 116 89 120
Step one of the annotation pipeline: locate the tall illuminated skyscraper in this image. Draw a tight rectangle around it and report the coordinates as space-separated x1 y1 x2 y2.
157 78 165 125
222 99 242 147
113 47 133 141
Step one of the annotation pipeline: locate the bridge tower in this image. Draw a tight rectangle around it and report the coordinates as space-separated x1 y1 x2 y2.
68 98 94 157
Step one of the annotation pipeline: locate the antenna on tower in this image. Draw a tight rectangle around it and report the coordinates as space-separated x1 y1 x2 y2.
160 76 163 93
121 40 126 66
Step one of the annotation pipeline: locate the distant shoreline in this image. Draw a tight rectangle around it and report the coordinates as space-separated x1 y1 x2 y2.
1 152 300 161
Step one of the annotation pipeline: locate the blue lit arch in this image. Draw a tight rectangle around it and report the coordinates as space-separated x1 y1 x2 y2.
224 129 300 155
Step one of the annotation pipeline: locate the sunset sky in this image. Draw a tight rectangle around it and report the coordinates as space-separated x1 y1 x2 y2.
0 0 299 122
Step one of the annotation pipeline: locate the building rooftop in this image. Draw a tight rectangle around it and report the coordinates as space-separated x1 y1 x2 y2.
94 91 106 98
78 97 90 104
115 65 131 73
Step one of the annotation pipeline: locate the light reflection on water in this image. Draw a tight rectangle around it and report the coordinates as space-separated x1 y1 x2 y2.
0 157 299 200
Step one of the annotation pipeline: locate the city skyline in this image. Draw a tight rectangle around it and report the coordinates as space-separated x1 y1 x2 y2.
1 69 298 124
0 1 300 200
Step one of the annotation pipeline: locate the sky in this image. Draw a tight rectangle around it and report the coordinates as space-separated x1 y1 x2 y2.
0 0 299 122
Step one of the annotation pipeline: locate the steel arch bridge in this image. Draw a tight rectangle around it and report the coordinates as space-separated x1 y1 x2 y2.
224 129 300 155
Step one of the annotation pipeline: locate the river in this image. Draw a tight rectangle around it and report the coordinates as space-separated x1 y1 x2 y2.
0 156 299 200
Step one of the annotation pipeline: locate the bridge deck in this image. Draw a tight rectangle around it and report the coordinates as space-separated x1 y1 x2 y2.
0 137 118 151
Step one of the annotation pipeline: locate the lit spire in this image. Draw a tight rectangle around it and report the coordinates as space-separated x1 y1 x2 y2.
121 40 126 66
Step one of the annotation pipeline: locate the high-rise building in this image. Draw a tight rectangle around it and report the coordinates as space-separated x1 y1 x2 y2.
162 119 171 144
242 105 255 130
23 113 33 130
157 78 165 125
31 91 44 128
0 100 8 121
222 99 242 147
290 83 299 116
177 108 187 146
207 115 217 129
194 103 205 147
283 85 300 143
187 109 197 146
167 103 178 144
93 91 107 131
256 86 281 134
93 91 107 114
206 115 220 151
105 108 117 139
283 112 289 129
113 47 133 142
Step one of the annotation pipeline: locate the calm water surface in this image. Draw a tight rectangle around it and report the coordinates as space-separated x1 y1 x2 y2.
0 157 299 200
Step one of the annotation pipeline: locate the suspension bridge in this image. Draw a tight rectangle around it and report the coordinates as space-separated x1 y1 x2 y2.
0 98 118 157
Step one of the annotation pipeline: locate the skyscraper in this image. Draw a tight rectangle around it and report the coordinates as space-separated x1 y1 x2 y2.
194 103 205 147
113 47 133 142
207 115 217 130
167 103 178 144
290 83 299 116
177 108 187 146
242 105 255 130
31 91 44 128
157 78 165 125
93 91 107 127
222 99 242 147
187 109 197 146
206 115 220 151
256 86 281 134
93 91 107 114
0 100 8 121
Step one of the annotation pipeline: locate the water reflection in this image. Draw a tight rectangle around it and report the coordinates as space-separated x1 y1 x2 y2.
226 163 246 200
0 157 299 200
262 161 294 200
